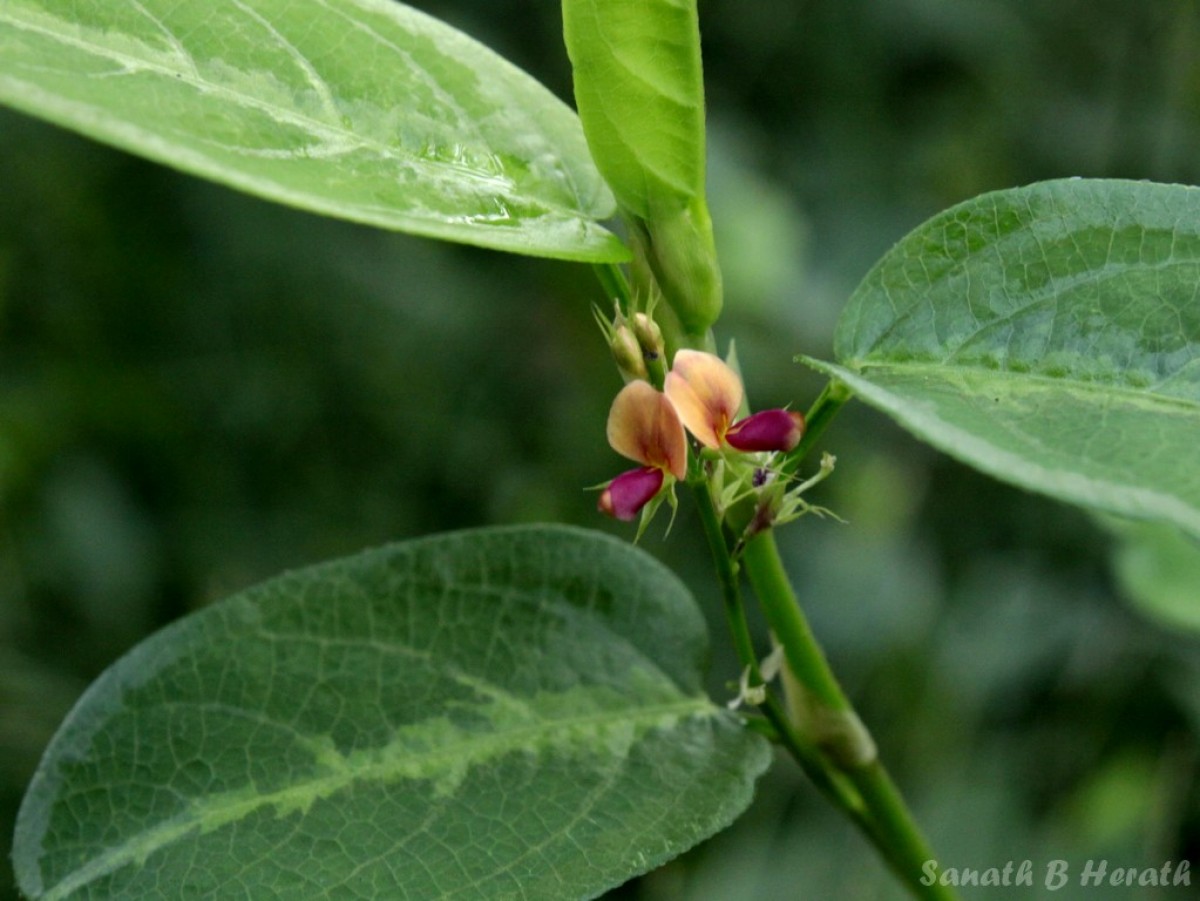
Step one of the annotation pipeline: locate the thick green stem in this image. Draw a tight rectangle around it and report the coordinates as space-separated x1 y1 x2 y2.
741 531 959 901
852 762 955 899
690 483 868 824
741 533 849 716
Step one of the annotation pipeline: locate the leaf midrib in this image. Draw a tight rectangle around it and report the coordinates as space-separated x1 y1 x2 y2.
844 360 1200 410
39 694 715 900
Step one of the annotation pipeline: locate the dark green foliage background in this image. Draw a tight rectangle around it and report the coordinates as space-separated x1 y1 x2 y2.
2 0 1198 897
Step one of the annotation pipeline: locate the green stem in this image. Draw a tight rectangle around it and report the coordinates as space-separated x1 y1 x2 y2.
853 762 955 899
690 482 868 824
692 482 758 668
782 377 852 476
741 531 959 901
591 263 631 313
741 533 849 715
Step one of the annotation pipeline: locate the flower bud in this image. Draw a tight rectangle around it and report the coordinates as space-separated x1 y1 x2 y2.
598 467 665 521
725 409 806 453
632 312 664 361
609 324 647 380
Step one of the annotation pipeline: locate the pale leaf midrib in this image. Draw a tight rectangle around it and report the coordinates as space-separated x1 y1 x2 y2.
806 358 1200 537
847 360 1200 410
41 695 714 900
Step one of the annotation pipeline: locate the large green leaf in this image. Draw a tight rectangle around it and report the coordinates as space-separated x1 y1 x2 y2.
562 0 706 220
805 179 1200 538
0 0 627 261
14 525 769 899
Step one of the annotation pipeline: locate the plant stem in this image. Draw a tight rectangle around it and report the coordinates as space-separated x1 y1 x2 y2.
853 761 955 899
741 533 848 714
690 482 869 824
741 531 959 901
592 263 631 312
781 376 852 478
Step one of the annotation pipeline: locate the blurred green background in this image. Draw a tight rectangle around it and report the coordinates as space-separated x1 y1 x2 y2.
2 0 1199 897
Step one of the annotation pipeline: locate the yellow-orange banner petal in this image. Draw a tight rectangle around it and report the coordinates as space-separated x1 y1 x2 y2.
606 381 688 479
664 350 744 449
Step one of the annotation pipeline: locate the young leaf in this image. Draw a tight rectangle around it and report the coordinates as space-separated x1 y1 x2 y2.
0 0 627 262
804 179 1200 539
562 0 706 219
14 525 769 900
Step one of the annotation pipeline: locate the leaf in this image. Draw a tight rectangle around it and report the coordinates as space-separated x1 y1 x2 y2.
0 0 627 262
1108 518 1200 634
14 525 769 900
562 0 706 219
805 179 1200 539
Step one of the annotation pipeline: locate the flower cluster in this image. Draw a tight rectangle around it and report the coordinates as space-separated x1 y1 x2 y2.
598 349 805 524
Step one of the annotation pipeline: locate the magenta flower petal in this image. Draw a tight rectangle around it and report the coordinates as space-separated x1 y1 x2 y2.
725 409 806 453
598 466 665 521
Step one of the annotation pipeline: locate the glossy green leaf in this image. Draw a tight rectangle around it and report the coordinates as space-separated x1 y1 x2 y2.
562 0 706 219
14 525 769 900
806 179 1200 538
1109 519 1200 634
0 0 627 261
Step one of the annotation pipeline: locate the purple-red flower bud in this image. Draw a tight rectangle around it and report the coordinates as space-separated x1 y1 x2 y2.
598 466 665 520
725 409 806 453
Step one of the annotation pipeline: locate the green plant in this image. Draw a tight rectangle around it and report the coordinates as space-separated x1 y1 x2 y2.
2 1 1198 898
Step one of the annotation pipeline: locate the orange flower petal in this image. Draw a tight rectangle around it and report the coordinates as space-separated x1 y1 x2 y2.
664 350 744 449
605 381 688 479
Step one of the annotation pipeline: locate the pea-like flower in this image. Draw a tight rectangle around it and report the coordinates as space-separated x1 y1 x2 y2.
598 381 687 520
664 350 805 452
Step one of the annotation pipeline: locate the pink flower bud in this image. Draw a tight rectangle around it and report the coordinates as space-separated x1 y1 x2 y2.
725 409 806 453
598 466 665 521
